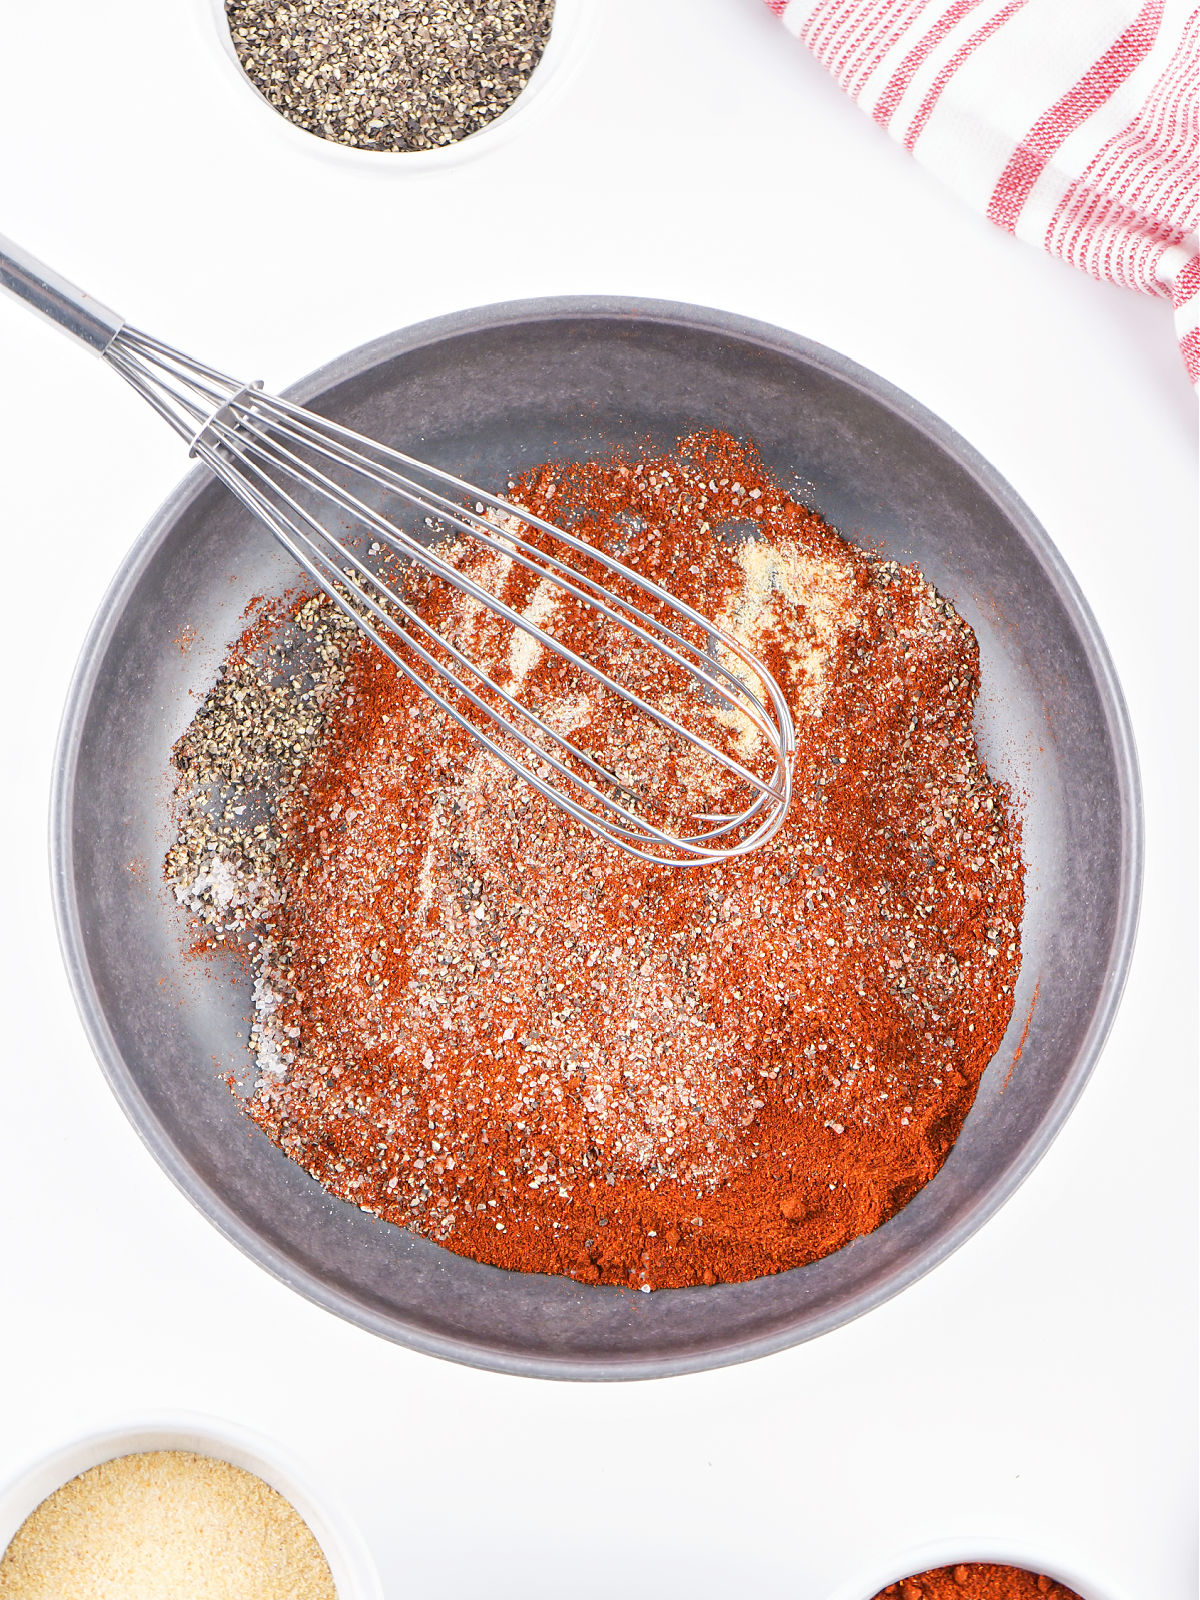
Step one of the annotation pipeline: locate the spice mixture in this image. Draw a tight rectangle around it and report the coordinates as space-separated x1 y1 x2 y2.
167 430 1024 1290
225 0 554 151
0 1451 335 1600
873 1564 1083 1599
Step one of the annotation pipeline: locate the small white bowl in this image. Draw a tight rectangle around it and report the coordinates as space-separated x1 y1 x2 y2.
0 1413 382 1600
205 0 598 171
827 1534 1136 1600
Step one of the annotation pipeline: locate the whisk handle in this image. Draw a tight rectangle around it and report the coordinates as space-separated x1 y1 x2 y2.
0 234 125 354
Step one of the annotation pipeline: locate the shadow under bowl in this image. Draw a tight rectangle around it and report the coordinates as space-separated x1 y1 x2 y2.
51 297 1141 1379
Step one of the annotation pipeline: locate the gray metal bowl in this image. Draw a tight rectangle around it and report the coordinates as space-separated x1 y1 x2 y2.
51 298 1141 1379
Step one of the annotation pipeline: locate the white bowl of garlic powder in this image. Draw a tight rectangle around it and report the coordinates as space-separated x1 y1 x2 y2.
0 1413 382 1600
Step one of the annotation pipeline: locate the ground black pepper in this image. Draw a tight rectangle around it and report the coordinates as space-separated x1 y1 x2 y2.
225 0 555 152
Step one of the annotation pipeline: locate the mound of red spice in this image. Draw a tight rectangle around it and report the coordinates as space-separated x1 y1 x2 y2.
198 430 1023 1290
873 1562 1083 1599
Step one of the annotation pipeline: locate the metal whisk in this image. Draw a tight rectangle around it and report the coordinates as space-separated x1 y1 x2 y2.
1 236 795 864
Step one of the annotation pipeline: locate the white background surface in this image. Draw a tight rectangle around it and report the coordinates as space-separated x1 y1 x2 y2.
0 1 1195 1596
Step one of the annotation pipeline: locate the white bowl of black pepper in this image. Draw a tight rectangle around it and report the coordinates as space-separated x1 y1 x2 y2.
0 1414 382 1600
206 0 596 168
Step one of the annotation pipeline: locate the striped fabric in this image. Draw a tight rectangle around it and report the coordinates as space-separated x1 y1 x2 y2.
765 0 1200 384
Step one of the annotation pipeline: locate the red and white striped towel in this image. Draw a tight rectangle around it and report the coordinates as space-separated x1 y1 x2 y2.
765 0 1199 384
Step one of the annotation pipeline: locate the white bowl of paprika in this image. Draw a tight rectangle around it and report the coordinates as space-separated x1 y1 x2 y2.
829 1535 1136 1600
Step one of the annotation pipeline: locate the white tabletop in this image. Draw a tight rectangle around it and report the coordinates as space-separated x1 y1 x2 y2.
0 2 1195 1596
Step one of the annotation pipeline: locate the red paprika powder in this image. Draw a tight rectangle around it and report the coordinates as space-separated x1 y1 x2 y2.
172 430 1025 1290
874 1562 1083 1599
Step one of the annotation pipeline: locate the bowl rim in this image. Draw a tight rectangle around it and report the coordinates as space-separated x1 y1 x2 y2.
48 295 1144 1380
824 1532 1137 1600
202 0 598 171
0 1411 382 1599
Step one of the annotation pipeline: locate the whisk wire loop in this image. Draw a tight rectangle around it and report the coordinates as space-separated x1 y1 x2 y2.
214 396 787 805
193 421 785 858
105 325 796 864
189 428 708 854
